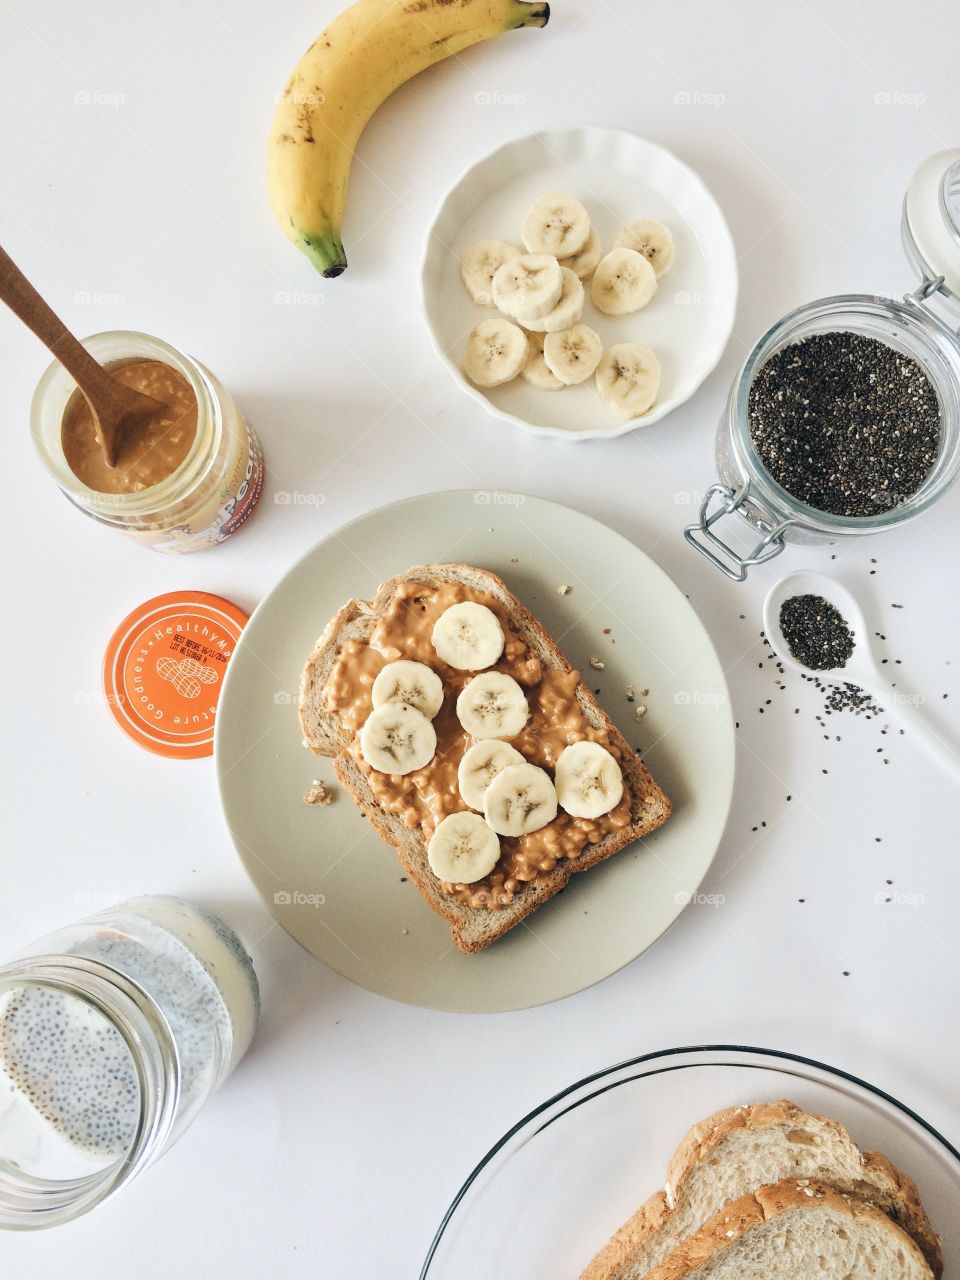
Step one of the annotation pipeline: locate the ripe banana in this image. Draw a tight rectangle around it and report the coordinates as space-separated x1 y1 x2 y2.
268 0 551 278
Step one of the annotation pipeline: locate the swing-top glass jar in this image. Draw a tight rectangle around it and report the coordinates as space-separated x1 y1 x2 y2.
686 149 960 580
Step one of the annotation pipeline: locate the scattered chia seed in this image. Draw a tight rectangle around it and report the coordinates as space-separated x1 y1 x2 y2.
780 594 855 671
748 333 941 517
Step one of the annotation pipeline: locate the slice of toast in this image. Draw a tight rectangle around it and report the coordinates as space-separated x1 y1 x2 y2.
642 1179 933 1280
580 1100 942 1279
299 563 670 952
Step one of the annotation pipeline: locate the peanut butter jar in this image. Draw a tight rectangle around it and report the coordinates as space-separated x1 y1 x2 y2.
31 331 264 553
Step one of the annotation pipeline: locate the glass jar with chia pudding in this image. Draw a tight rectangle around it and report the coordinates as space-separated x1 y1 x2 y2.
31 331 265 553
0 896 260 1228
686 149 960 580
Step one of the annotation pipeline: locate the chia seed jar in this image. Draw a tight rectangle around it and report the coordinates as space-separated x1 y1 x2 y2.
31 331 265 554
686 150 960 580
0 896 260 1228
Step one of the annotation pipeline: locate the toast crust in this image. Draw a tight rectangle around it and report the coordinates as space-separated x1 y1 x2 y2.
643 1179 933 1280
299 564 671 952
581 1100 942 1280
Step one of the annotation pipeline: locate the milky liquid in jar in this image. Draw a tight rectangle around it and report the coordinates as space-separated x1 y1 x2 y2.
31 331 264 553
0 897 260 1227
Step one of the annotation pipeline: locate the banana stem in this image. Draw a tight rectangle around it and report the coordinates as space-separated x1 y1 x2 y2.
299 228 348 278
512 1 550 28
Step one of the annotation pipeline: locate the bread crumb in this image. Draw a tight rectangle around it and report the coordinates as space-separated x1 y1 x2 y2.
303 779 334 807
557 584 571 595
635 705 647 720
625 684 635 702
590 657 605 670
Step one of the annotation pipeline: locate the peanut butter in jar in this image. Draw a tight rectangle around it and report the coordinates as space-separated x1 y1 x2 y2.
32 331 264 553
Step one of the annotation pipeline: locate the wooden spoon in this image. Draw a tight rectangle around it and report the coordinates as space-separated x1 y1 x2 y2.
0 245 165 467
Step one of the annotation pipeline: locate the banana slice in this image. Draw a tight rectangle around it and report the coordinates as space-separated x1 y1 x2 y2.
595 343 661 419
543 323 603 385
359 702 437 775
484 762 558 837
554 740 624 819
523 267 584 333
456 672 529 739
591 247 658 315
560 225 602 280
427 811 501 885
371 659 443 719
457 740 526 810
521 331 565 390
492 254 563 323
463 317 528 388
432 601 504 670
521 191 591 259
614 219 675 278
460 239 521 306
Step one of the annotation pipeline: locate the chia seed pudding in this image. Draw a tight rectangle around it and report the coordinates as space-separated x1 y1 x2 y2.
0 897 259 1174
748 333 941 517
780 594 855 671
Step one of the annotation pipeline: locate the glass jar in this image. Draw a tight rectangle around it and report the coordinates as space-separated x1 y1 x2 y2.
686 150 960 580
31 331 265 554
0 896 260 1229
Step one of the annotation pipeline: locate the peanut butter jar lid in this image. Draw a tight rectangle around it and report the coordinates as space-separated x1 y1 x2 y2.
102 591 248 759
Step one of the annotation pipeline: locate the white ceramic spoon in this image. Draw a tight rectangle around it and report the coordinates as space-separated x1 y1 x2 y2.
762 569 960 786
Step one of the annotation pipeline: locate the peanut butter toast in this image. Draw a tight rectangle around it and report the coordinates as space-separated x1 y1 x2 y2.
299 564 670 953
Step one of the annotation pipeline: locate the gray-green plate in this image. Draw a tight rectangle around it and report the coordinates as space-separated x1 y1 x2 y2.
215 492 734 1012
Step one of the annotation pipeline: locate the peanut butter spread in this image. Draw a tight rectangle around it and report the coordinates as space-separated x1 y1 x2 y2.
322 580 632 910
62 359 198 494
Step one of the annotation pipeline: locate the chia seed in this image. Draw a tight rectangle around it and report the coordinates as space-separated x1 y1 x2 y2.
748 332 941 517
780 594 855 671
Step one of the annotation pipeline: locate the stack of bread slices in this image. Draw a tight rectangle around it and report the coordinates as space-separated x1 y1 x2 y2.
581 1100 942 1280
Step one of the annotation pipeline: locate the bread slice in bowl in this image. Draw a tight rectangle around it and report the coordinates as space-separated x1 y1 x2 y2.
581 1100 941 1279
642 1179 934 1280
299 563 670 952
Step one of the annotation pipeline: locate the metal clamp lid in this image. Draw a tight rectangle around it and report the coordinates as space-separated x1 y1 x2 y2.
903 150 960 316
684 482 792 582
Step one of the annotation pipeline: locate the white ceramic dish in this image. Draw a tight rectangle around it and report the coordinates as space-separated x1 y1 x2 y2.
421 126 738 442
421 1045 960 1277
215 491 734 1012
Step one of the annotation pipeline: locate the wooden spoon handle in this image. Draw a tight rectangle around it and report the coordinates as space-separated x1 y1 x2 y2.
0 245 117 396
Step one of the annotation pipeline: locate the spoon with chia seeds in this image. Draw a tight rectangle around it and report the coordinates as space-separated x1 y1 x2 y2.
763 570 960 785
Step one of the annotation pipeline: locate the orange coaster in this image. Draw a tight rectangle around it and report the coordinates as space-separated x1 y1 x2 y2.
103 591 248 759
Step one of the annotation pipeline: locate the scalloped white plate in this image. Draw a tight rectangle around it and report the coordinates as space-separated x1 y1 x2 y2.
421 126 738 442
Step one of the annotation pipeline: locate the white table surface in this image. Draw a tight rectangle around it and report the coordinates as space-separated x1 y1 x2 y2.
2 0 960 1273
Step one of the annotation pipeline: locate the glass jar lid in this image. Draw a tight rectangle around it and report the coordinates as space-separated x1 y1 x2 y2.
903 149 960 309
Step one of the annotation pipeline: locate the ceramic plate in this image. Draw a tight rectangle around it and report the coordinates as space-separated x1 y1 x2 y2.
421 126 737 441
421 1045 960 1277
215 492 734 1012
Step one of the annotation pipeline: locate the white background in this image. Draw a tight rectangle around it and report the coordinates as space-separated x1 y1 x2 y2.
2 0 960 1274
